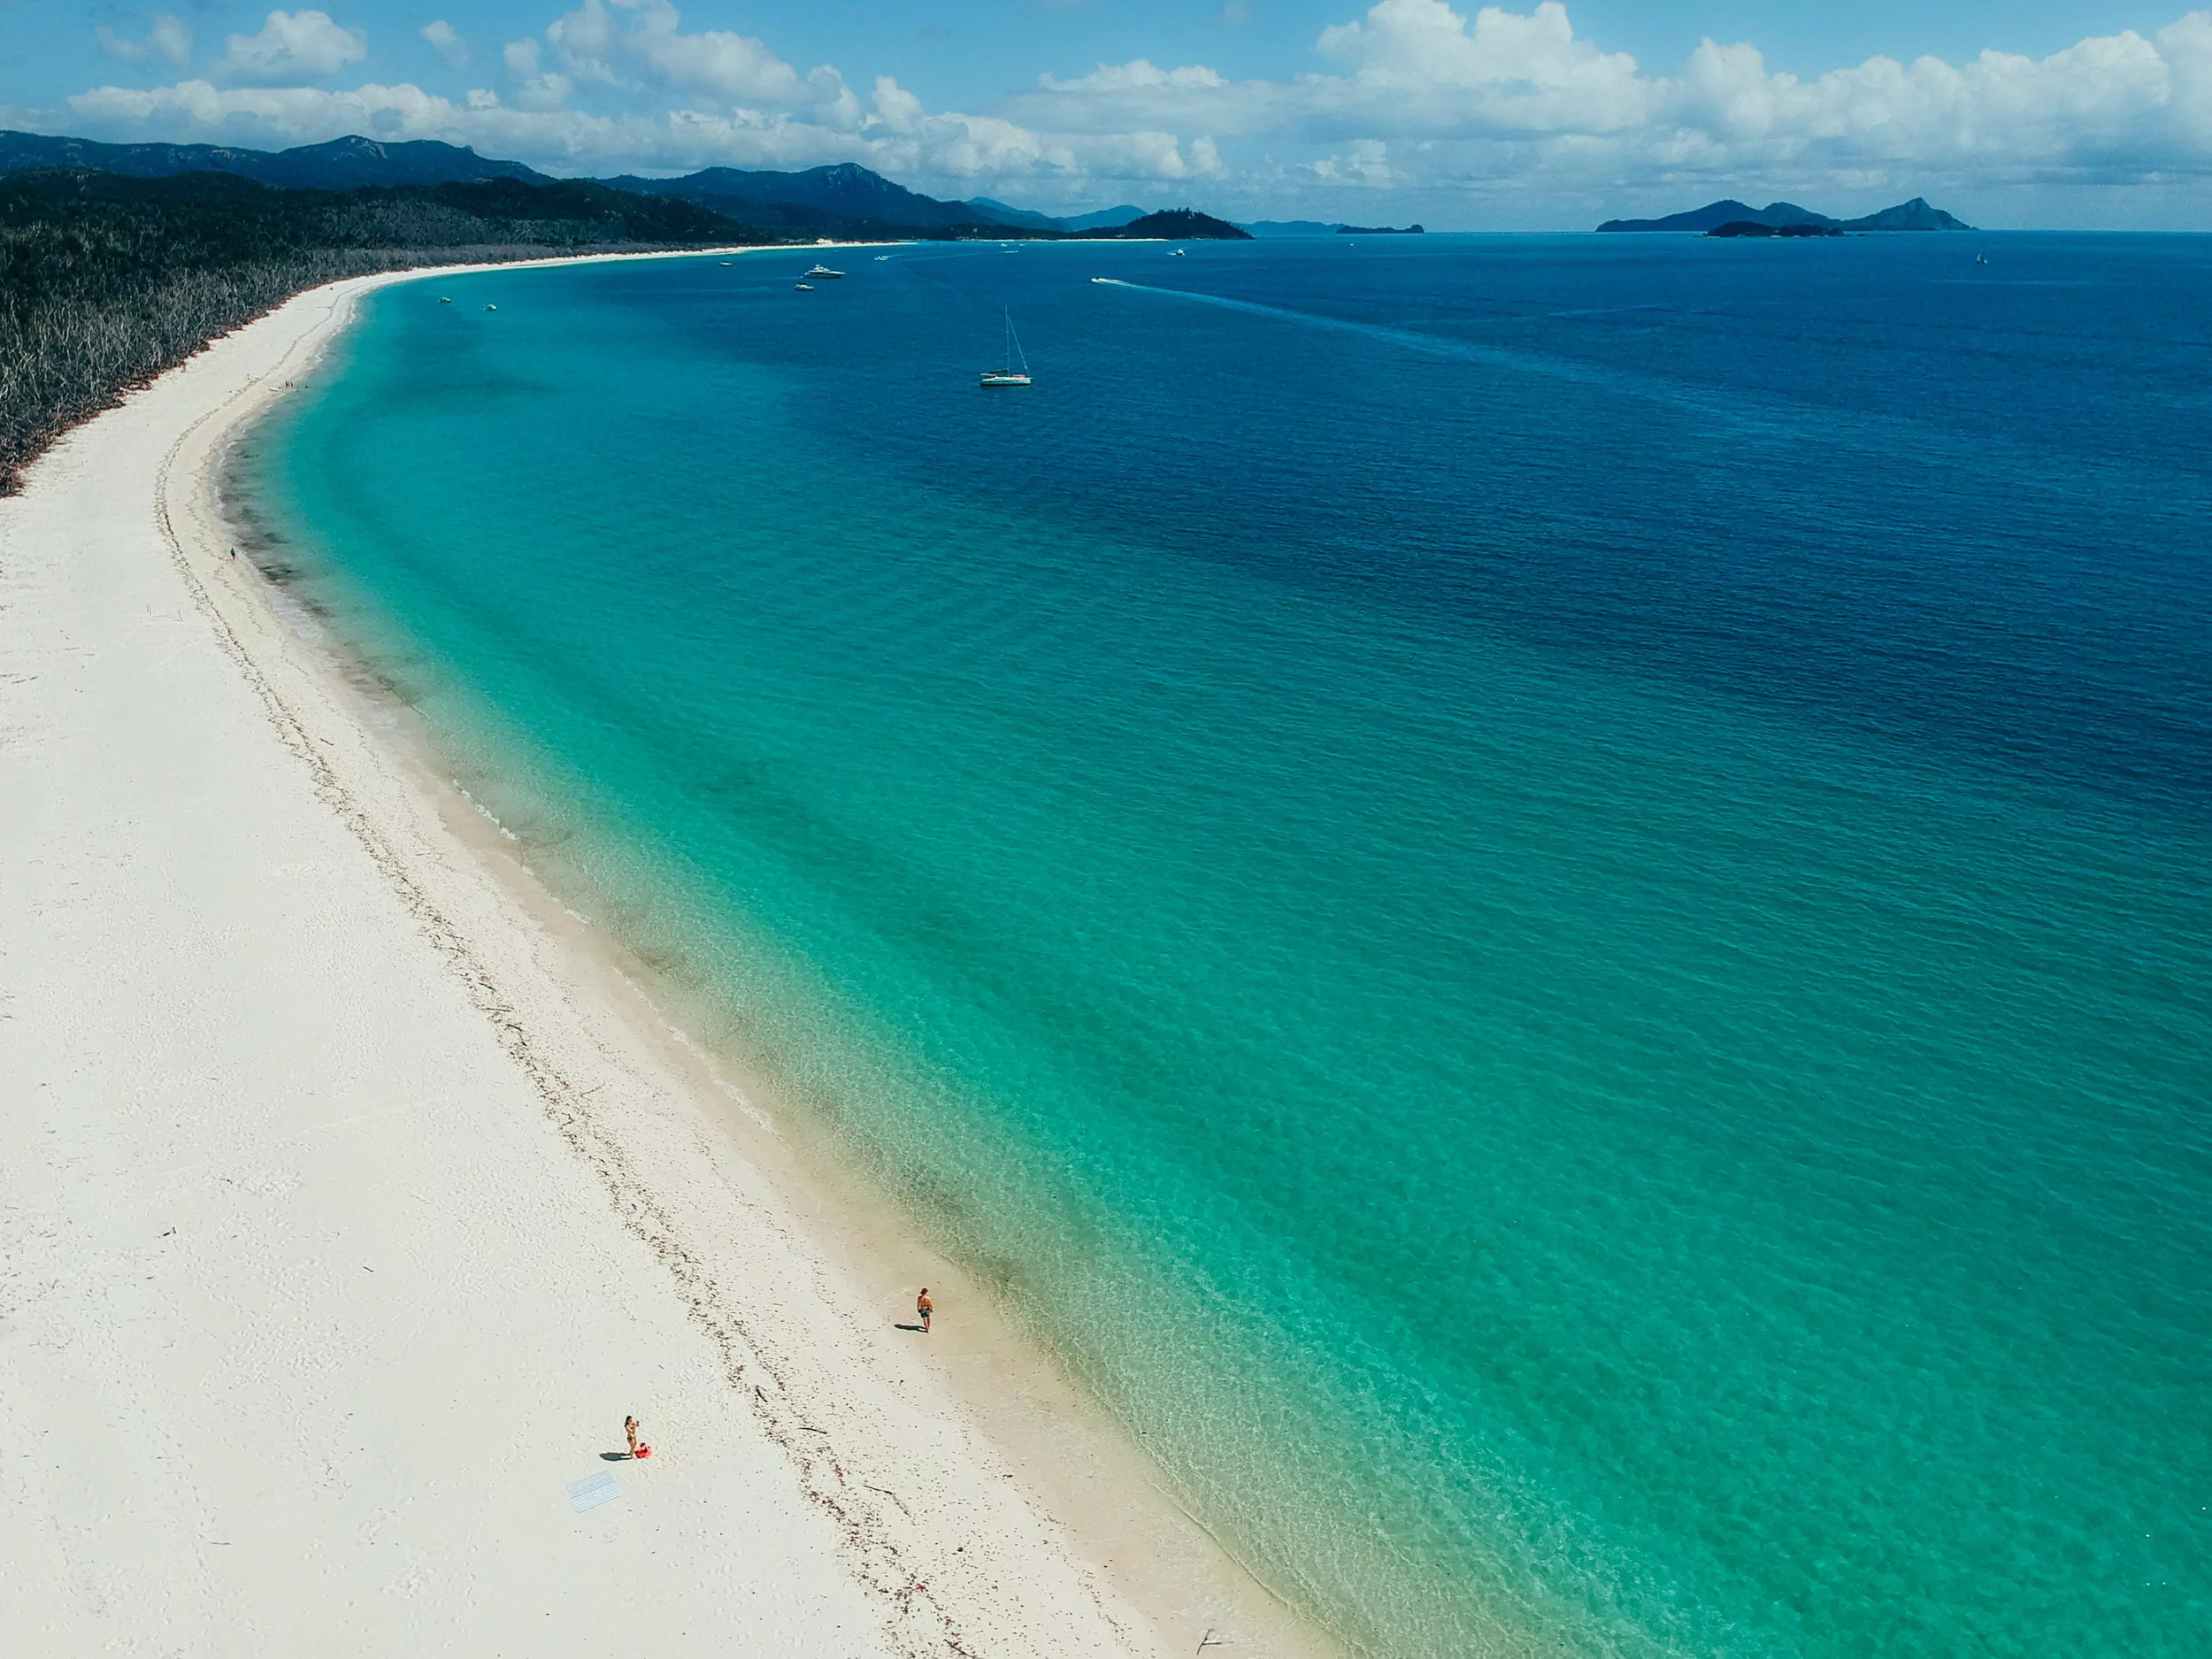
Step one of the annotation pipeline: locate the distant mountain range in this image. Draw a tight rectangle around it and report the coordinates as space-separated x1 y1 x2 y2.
1598 197 1974 233
968 198 1149 233
0 129 1220 241
0 129 1401 243
0 130 542 190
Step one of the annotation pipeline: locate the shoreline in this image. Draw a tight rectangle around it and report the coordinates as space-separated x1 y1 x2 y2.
2 249 1341 1657
225 250 1350 1659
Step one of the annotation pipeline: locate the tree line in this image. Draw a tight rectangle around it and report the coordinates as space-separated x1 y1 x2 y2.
0 168 764 493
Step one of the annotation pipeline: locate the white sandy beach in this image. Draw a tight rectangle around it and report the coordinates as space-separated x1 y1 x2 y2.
0 258 1181 1657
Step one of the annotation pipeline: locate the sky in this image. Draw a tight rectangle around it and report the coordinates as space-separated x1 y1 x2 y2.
4 1 2210 227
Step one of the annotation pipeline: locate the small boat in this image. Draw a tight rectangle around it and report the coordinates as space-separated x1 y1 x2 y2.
439 296 452 304
805 264 844 279
1171 248 1187 257
795 281 814 291
874 255 890 261
979 308 1032 388
720 260 733 266
484 303 497 311
1975 252 1989 265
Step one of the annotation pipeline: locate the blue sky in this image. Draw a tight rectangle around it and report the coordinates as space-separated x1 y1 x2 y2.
6 1 2210 226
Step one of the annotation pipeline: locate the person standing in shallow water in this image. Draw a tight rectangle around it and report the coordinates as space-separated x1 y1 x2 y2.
917 1288 933 1333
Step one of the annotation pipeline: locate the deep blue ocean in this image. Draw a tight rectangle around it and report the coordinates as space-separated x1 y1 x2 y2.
244 233 2211 1658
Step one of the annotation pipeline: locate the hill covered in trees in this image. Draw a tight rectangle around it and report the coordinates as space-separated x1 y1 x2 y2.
1598 196 1973 233
0 168 760 493
1079 208 1251 241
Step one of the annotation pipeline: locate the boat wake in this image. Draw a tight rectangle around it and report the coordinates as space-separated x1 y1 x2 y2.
1087 275 1796 435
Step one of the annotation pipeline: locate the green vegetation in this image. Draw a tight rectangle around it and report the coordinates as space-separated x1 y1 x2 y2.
0 168 762 493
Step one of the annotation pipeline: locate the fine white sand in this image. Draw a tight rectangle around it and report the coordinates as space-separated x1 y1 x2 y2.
0 259 1173 1657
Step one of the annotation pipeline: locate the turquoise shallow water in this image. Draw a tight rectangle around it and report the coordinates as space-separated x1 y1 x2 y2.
244 235 2211 1657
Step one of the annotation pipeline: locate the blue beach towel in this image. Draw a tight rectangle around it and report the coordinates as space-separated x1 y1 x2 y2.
567 1472 620 1514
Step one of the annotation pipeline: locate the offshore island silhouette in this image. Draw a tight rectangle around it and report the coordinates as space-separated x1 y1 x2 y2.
1598 196 1974 234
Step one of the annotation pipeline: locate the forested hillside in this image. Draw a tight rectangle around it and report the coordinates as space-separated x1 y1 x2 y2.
0 169 759 493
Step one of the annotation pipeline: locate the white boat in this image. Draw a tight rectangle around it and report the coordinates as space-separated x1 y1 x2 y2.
1171 249 1186 257
484 303 497 311
440 296 452 303
1976 253 1989 265
795 281 815 291
979 309 1032 388
874 254 890 261
805 264 844 279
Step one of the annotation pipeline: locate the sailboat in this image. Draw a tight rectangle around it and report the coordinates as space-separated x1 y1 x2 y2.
979 309 1032 387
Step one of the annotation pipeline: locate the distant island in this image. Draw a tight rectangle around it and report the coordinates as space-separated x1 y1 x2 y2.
1079 208 1251 242
1598 196 1974 234
1337 224 1424 235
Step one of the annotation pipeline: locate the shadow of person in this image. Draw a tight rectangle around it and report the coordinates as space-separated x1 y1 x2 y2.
601 1451 633 1461
893 1322 925 1332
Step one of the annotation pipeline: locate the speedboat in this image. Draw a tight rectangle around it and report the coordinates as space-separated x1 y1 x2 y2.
1171 248 1186 257
795 281 814 291
805 264 844 279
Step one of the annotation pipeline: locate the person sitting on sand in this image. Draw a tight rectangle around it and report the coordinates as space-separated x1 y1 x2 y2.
625 1415 641 1457
917 1288 933 1334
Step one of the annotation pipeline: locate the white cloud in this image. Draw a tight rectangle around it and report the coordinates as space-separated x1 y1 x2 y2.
1311 136 1402 184
63 69 1218 186
1041 61 1228 95
419 19 468 69
1013 2 2212 198
95 15 193 67
214 11 367 82
542 0 841 110
58 2 2212 221
502 37 573 110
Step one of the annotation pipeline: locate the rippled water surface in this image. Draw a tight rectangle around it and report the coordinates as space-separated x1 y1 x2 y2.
249 234 2212 1657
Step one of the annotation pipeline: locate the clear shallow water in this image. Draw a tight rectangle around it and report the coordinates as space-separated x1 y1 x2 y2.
246 235 2211 1657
